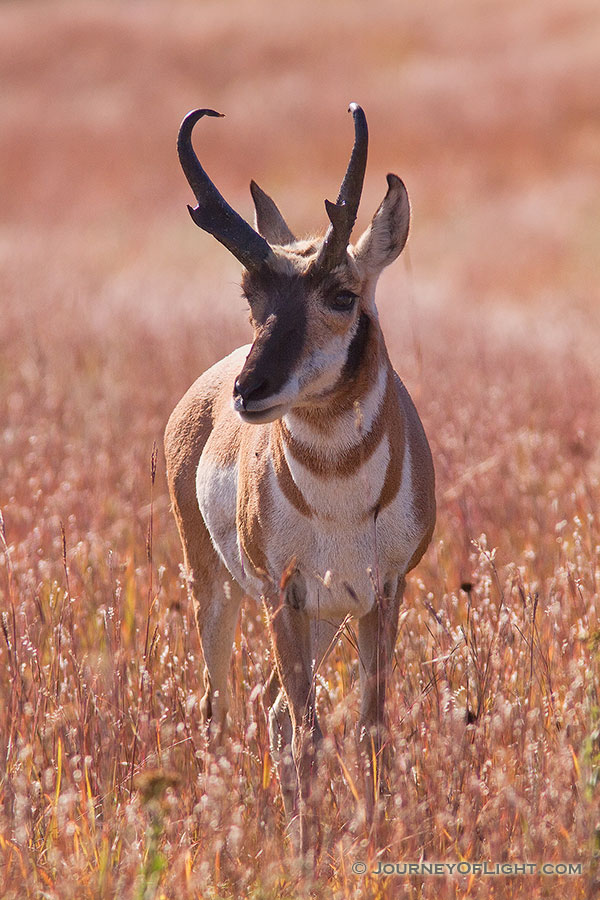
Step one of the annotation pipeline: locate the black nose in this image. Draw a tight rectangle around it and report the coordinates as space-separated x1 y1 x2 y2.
234 375 271 409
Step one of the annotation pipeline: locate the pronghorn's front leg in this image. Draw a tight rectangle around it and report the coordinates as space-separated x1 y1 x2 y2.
357 576 403 824
266 678 296 820
266 589 323 856
196 578 243 736
164 395 242 740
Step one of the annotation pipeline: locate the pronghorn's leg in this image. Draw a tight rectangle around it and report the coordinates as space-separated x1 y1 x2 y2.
266 589 322 856
357 576 403 823
267 617 339 824
266 681 296 818
197 576 243 734
171 488 242 735
165 405 241 737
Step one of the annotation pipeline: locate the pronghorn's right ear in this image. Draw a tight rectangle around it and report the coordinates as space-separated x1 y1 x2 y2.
250 180 296 246
352 174 410 277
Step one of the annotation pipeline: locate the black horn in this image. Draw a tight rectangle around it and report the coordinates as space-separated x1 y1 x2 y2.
316 103 368 270
178 108 274 271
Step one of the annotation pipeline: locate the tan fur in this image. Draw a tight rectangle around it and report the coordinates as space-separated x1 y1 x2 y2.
374 373 406 514
400 376 437 572
270 423 314 518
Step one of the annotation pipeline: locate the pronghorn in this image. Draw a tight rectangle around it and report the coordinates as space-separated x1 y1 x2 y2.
165 104 435 849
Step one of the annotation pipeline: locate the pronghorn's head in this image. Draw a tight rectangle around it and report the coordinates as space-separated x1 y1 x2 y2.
178 104 410 424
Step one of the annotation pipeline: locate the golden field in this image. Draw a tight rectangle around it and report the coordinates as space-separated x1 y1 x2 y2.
1 0 599 897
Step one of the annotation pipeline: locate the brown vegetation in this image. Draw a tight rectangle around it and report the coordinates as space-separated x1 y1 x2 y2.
0 0 599 896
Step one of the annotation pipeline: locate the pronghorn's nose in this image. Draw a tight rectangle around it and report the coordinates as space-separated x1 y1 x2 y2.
233 375 271 410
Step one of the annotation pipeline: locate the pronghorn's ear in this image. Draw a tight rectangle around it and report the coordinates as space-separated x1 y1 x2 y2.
250 180 296 246
352 174 410 276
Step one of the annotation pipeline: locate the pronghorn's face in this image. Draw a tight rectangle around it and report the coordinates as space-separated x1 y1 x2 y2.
177 105 410 424
233 254 364 424
233 173 411 424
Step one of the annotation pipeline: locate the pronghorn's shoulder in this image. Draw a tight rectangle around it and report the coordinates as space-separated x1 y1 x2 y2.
391 371 432 467
391 371 436 570
167 345 250 433
190 344 252 410
165 345 251 477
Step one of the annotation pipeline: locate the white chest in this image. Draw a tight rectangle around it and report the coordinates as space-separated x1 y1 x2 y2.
196 427 422 622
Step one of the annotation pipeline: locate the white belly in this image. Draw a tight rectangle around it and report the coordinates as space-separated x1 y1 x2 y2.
265 516 395 619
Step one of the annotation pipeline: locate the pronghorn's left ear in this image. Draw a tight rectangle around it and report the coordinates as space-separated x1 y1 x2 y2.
352 174 410 277
250 180 296 246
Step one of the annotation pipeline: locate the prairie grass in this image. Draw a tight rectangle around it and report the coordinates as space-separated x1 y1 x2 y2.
1 0 599 897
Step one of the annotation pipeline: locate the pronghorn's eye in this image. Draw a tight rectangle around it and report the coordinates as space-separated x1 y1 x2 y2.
330 290 358 311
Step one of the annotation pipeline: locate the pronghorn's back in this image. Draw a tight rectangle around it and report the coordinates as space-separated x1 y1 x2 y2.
164 103 435 852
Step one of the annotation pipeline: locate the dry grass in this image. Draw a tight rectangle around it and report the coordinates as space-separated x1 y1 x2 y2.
1 0 599 897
